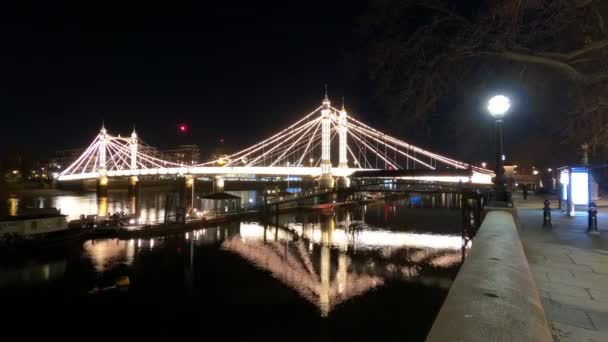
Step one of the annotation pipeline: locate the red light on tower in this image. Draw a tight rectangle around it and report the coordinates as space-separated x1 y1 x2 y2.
179 124 188 133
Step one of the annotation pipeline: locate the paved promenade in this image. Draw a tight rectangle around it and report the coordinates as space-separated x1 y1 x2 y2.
516 193 608 341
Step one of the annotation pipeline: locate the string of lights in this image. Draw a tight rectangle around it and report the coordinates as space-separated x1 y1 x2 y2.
58 101 493 182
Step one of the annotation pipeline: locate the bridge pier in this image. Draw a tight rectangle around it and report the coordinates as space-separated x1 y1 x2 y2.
129 194 138 219
336 176 350 190
185 175 194 212
318 175 334 190
97 195 108 218
97 176 108 197
128 176 139 197
213 176 224 193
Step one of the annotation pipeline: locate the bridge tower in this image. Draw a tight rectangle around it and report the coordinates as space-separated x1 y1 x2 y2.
337 100 350 189
97 124 109 197
319 90 334 189
128 128 139 196
338 100 348 169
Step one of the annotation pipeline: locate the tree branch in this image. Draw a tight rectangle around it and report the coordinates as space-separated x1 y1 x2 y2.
594 6 608 37
534 39 608 61
585 73 608 85
478 50 584 82
413 2 471 25
575 0 595 9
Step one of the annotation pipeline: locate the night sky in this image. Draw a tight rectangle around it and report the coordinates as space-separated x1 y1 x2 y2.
0 2 366 155
0 1 554 167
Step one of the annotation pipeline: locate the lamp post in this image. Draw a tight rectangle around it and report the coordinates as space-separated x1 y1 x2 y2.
488 95 511 202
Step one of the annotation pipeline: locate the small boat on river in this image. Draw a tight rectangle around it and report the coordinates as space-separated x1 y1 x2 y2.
309 203 336 212
0 207 87 248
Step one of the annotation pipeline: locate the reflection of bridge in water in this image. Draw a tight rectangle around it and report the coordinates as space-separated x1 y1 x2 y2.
222 212 466 316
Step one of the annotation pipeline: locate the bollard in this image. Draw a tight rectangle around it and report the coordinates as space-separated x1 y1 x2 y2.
543 200 552 228
588 202 599 234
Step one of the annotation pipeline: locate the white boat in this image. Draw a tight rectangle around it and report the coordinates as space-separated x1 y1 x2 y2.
0 208 78 247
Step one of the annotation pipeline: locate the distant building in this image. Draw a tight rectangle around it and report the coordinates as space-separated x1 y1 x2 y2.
504 163 541 190
54 148 84 171
162 145 200 165
198 192 241 215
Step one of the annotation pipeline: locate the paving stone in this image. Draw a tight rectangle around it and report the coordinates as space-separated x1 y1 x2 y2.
570 270 608 286
542 298 595 330
549 293 608 313
546 269 578 282
570 254 608 265
587 311 608 332
584 262 608 275
551 321 608 342
530 259 594 272
588 289 608 301
538 289 552 300
541 253 577 264
536 280 593 299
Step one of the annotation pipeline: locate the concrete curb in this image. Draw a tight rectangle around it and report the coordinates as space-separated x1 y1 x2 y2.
426 211 553 342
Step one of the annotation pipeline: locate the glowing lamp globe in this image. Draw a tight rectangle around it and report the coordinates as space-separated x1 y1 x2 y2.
488 95 511 118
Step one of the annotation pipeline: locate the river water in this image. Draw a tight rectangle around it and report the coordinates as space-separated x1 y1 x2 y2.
2 188 259 223
0 193 466 341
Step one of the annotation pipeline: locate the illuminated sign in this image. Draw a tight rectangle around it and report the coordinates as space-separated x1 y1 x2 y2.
571 170 589 205
560 170 569 200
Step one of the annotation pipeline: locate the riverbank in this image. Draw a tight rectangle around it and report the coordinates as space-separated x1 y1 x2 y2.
116 210 262 238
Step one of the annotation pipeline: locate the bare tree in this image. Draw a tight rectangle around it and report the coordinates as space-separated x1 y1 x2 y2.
360 0 608 159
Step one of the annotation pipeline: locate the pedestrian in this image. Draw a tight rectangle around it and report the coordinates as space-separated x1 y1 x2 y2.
523 184 528 200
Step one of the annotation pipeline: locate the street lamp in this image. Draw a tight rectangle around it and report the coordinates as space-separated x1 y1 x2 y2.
481 162 487 168
488 95 511 202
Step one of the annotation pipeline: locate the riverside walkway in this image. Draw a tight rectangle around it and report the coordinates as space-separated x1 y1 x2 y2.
516 193 608 341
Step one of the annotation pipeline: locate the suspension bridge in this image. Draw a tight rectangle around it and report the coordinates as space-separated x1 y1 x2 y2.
57 93 493 187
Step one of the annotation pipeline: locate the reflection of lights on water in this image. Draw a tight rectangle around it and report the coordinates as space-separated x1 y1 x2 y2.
430 254 461 267
43 264 51 280
137 239 142 248
10 192 169 223
8 198 18 216
83 239 134 272
150 239 154 248
397 173 492 184
241 223 463 250
185 232 189 240
148 210 157 223
222 237 383 317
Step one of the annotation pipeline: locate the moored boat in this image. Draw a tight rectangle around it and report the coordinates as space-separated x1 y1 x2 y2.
309 203 336 211
0 208 86 248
